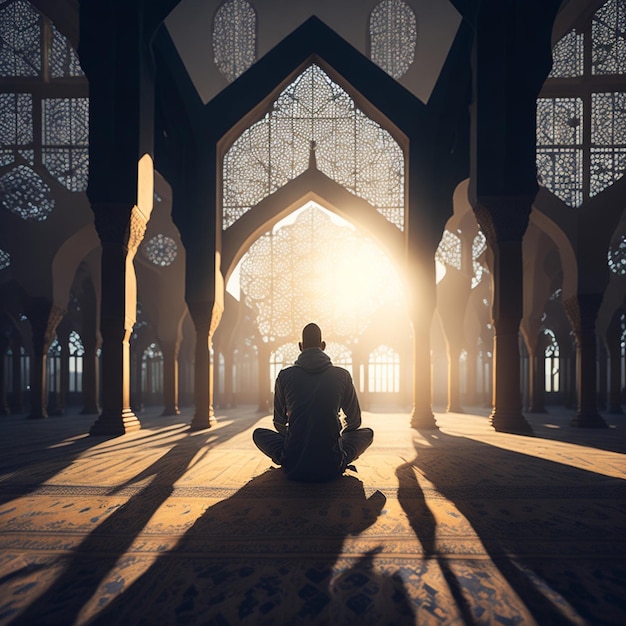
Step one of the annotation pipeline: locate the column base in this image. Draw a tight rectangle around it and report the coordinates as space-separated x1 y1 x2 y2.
446 404 464 414
410 408 438 430
570 411 608 428
189 412 217 431
90 409 141 436
162 406 181 417
489 410 534 436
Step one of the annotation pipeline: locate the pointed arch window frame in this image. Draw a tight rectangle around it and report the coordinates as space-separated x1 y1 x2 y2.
219 61 408 232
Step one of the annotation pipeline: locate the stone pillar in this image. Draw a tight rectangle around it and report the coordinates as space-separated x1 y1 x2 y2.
223 350 234 408
474 200 533 435
597 341 608 411
10 340 24 414
446 345 464 413
256 342 271 413
527 332 548 413
0 337 9 415
50 326 70 415
90 205 148 435
606 315 624 414
563 294 608 427
409 278 437 429
161 338 180 416
131 342 144 413
26 298 65 420
79 277 100 414
465 341 478 406
187 300 219 430
80 335 100 414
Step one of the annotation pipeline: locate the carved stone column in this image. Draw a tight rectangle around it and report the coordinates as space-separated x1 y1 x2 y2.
563 294 608 427
90 205 148 435
446 346 464 413
474 199 533 435
187 300 220 430
606 315 624 414
26 298 65 420
160 338 180 416
597 341 608 411
527 331 548 413
256 342 271 414
0 337 9 415
80 335 101 415
464 341 478 406
10 339 24 414
50 325 70 415
408 267 437 428
223 349 234 408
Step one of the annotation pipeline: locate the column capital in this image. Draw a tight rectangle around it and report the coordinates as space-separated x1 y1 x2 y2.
473 194 535 245
93 204 148 254
563 294 603 337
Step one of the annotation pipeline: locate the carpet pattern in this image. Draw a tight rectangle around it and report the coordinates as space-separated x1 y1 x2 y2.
0 407 625 625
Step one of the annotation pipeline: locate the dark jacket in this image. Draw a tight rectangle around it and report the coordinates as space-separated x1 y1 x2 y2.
273 347 361 481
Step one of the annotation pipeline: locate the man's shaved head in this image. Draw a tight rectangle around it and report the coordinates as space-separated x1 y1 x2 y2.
300 323 325 350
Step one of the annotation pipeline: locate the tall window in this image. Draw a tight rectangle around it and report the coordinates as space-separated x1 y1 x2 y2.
0 0 88 220
368 345 400 393
238 203 405 345
544 329 560 393
223 64 405 230
68 330 84 393
142 343 163 396
537 0 626 207
212 0 256 82
369 0 417 80
46 337 61 397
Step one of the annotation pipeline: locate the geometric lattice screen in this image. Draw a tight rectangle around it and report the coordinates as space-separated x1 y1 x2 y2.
223 64 405 230
537 0 626 207
239 203 405 343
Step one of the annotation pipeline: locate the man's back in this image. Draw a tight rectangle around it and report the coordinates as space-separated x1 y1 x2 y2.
274 348 360 481
252 324 372 482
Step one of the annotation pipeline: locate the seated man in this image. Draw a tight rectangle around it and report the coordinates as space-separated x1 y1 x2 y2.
253 323 373 482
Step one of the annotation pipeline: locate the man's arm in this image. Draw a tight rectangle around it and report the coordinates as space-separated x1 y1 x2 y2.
273 374 288 435
342 373 362 431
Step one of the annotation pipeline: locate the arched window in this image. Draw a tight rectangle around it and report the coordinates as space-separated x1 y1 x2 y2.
472 231 487 288
537 0 626 207
238 203 405 345
223 64 405 230
270 343 300 392
233 345 257 397
435 230 462 270
142 343 163 398
212 0 256 82
369 0 417 80
47 337 62 398
368 345 400 393
544 329 560 393
0 0 88 213
68 331 84 393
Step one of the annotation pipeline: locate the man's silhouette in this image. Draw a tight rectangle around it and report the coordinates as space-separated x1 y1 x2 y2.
253 323 373 482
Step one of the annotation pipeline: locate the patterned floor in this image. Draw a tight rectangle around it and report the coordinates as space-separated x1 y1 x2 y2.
0 405 625 625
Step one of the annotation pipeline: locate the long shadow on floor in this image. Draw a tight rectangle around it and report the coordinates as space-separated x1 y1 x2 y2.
86 470 415 625
399 430 626 626
4 414 260 626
